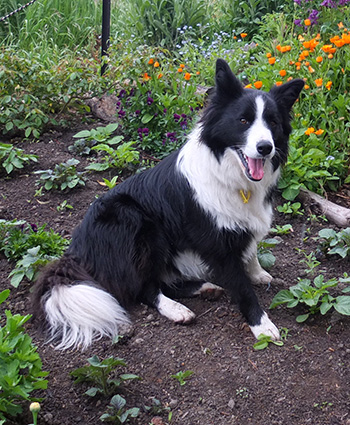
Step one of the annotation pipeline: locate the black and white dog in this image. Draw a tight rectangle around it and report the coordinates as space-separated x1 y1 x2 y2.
33 59 304 350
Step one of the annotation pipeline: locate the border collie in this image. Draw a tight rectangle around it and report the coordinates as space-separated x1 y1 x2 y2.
32 59 304 350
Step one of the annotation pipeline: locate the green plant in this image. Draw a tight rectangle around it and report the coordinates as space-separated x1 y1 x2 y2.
318 228 350 259
85 141 140 172
34 158 87 191
257 238 280 269
297 249 322 275
100 395 140 424
29 402 41 425
57 200 73 212
236 387 249 398
277 202 303 216
70 355 140 397
0 220 69 287
270 274 350 322
270 224 293 235
101 176 119 189
253 333 284 350
0 289 48 423
171 370 194 386
0 142 38 174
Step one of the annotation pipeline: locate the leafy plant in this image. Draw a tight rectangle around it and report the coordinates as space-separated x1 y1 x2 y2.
270 274 350 323
277 202 303 216
100 395 140 424
85 141 139 172
70 355 140 397
0 289 48 423
0 142 38 174
34 158 87 191
317 228 350 259
297 249 322 276
253 333 284 350
257 238 280 269
171 370 194 386
270 224 293 235
0 220 69 287
100 176 119 189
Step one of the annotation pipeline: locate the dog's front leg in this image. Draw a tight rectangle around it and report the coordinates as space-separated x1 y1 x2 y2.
213 262 280 341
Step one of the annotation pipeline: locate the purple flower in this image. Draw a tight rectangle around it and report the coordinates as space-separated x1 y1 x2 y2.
294 19 302 26
321 0 337 6
147 96 154 105
118 109 126 118
118 89 126 98
166 132 177 142
173 113 181 122
135 110 141 116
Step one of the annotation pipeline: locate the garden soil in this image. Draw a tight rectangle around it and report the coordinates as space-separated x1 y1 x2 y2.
1 122 350 425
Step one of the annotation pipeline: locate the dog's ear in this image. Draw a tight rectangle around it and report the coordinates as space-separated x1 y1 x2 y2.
215 59 244 101
269 79 304 111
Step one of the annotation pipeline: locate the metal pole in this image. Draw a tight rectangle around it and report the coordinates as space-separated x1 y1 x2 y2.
101 0 111 76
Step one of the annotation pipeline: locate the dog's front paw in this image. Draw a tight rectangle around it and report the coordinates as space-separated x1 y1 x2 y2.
250 312 280 340
156 294 196 324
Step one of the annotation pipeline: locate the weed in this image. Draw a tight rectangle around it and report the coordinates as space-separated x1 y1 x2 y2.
171 370 194 386
270 224 293 235
297 249 322 275
270 274 350 322
57 200 73 212
86 141 139 172
70 355 140 397
101 176 119 189
35 158 87 191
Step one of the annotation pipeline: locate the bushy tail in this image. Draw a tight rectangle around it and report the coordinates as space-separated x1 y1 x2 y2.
32 256 130 350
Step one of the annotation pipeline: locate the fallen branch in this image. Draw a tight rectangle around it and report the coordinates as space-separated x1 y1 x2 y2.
299 188 350 227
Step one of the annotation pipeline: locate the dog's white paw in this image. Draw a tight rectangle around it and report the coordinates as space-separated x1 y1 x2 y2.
251 269 273 285
194 282 224 300
156 294 196 324
250 312 280 340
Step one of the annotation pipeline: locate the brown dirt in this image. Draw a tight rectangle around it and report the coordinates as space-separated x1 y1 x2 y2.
1 123 350 425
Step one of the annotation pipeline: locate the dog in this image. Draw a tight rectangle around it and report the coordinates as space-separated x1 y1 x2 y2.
32 59 304 350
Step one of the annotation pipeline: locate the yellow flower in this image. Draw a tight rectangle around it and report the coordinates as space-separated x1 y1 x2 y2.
244 83 253 89
325 81 332 90
30 402 41 413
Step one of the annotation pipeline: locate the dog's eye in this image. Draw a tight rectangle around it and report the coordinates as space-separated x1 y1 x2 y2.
240 118 249 125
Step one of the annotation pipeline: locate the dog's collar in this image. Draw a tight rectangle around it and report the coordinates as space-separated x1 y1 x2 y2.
239 189 251 204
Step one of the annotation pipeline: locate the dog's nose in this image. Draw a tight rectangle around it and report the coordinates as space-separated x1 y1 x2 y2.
257 141 273 157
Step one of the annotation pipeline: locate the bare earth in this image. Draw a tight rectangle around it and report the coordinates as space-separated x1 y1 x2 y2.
1 123 350 425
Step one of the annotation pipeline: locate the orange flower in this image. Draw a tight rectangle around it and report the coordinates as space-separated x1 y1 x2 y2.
308 66 315 73
254 81 263 89
154 61 160 68
280 45 291 53
266 52 272 58
279 69 286 77
305 61 310 66
304 19 311 26
315 78 323 87
322 44 336 54
326 81 332 90
157 73 163 79
196 71 200 75
143 72 151 81
305 127 315 135
177 68 183 73
241 33 248 38
338 22 344 29
302 50 310 57
328 53 334 59
148 58 154 65
316 56 323 63
184 72 191 81
268 57 276 65
180 64 185 68
315 129 324 135
275 81 283 86
304 84 310 90
244 83 253 89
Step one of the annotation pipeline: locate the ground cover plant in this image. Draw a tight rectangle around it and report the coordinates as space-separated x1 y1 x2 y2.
0 0 350 424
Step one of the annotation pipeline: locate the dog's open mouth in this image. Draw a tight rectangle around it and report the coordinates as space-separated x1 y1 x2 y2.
236 149 265 181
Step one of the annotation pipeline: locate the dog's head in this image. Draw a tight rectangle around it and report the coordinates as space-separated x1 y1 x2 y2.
200 59 304 182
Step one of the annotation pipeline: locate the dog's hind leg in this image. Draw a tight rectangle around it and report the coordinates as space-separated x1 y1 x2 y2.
245 253 273 285
155 292 196 323
162 280 224 300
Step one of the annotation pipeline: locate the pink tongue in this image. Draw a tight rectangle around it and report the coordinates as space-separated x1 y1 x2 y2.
247 157 264 180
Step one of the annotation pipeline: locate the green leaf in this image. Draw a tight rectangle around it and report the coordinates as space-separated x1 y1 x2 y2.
141 113 154 124
0 289 10 304
85 387 102 397
296 313 309 323
270 290 296 309
334 296 350 315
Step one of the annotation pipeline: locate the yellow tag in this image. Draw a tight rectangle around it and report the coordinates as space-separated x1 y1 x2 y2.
239 189 251 204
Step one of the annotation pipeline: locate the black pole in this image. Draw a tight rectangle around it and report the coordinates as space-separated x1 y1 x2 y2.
101 0 111 76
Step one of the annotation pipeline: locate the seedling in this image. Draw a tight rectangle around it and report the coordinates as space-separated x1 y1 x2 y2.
257 238 280 269
70 355 140 397
171 370 194 386
57 200 73 211
270 224 293 235
277 201 303 216
297 249 322 275
270 274 350 322
0 142 38 174
253 333 284 350
318 227 350 259
100 395 140 423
